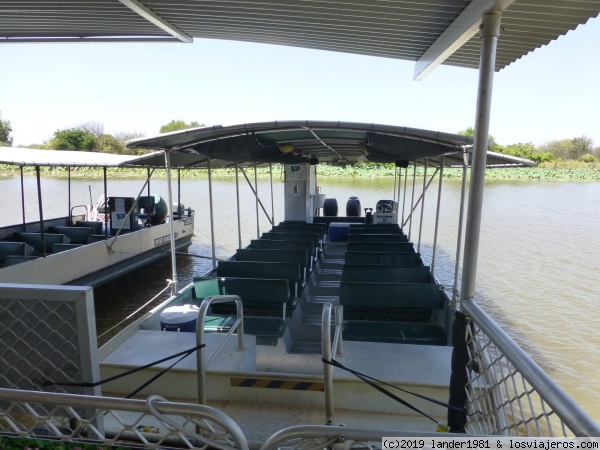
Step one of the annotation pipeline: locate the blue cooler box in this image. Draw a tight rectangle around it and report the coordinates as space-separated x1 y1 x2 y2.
160 304 200 332
329 222 352 242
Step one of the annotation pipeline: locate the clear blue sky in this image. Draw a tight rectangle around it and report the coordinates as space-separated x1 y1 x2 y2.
2 16 599 148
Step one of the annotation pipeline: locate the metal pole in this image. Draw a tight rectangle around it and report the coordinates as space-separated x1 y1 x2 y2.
453 154 469 305
396 165 402 211
401 165 408 228
408 160 417 241
431 156 445 277
177 168 181 218
235 162 242 249
163 151 178 296
460 11 502 309
393 166 398 202
322 303 334 425
68 166 72 224
269 163 275 225
254 163 260 238
103 166 108 239
35 166 46 257
417 158 428 253
20 166 26 230
207 158 217 269
147 167 151 199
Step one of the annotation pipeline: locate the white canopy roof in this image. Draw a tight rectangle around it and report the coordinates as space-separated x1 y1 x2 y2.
0 147 138 167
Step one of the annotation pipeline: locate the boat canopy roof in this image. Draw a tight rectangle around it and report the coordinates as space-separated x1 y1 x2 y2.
0 147 139 167
2 2 598 79
125 120 535 168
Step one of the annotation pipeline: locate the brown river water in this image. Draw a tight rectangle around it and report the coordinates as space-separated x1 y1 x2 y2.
1 173 599 422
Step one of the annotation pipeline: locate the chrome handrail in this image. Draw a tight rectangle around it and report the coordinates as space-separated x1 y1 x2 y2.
322 303 344 425
197 295 244 405
0 387 248 450
462 299 600 437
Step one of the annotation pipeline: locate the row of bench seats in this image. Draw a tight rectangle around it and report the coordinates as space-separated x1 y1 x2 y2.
0 223 107 267
339 223 448 346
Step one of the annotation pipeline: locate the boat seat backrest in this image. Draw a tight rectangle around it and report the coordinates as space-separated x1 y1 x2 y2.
88 234 107 243
346 242 415 253
48 226 93 244
339 282 445 321
344 251 424 266
3 255 40 267
341 264 432 283
193 276 294 317
52 243 84 253
15 232 70 253
248 239 315 259
343 321 447 346
216 261 301 298
348 227 404 235
0 242 34 265
75 220 103 234
261 231 320 246
347 233 408 243
236 249 309 270
272 225 324 240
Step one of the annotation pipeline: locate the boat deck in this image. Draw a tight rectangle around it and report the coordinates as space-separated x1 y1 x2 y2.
100 234 452 441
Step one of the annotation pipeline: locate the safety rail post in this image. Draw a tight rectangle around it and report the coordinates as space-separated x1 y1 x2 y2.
332 305 344 357
321 302 334 424
197 295 244 405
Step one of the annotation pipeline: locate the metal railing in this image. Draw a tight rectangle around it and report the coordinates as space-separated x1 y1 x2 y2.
321 302 344 425
462 300 600 437
196 295 244 405
0 387 248 450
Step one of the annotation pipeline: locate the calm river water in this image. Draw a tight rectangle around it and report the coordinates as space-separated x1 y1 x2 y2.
1 172 599 422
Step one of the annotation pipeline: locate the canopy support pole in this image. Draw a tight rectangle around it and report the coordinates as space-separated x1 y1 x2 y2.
208 157 217 269
103 167 108 240
393 166 398 202
239 167 273 227
459 11 502 310
269 163 275 225
177 169 181 218
452 153 469 306
417 159 428 253
431 156 445 277
164 151 178 295
20 167 26 231
68 167 72 225
401 165 408 228
254 164 260 238
408 160 417 240
402 167 439 230
147 168 151 199
235 162 242 250
396 165 402 209
35 166 46 257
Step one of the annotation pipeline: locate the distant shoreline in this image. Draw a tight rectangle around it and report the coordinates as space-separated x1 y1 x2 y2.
1 164 599 181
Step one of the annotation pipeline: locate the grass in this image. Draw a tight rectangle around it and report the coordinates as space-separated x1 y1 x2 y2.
1 162 600 181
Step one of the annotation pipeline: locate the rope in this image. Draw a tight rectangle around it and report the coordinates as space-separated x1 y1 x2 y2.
42 343 205 390
97 280 174 340
322 358 467 423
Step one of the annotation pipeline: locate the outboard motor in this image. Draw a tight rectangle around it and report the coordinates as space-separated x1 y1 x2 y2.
323 197 339 217
346 196 361 217
364 208 373 224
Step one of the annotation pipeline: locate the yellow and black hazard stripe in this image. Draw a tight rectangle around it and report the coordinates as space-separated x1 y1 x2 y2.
230 377 324 391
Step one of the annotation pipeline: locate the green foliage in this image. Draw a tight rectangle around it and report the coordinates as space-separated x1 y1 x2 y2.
501 142 554 164
97 134 126 154
457 126 503 152
570 136 593 160
0 111 13 146
580 153 597 163
48 128 98 151
159 120 203 133
538 139 573 161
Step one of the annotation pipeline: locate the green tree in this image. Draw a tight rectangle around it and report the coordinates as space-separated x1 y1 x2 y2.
0 111 13 146
457 126 503 152
538 139 574 161
570 136 593 161
48 127 97 151
159 120 203 133
97 134 126 154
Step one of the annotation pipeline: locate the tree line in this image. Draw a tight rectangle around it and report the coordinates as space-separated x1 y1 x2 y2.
1 112 599 164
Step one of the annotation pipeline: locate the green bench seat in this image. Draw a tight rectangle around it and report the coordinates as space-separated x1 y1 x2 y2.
348 227 404 235
261 231 320 249
217 261 302 298
75 220 103 234
3 255 41 266
88 234 107 243
314 216 364 229
235 248 311 280
0 242 34 266
349 223 400 230
52 243 84 253
346 242 415 253
339 281 446 321
48 226 94 244
343 321 447 346
272 224 324 240
347 234 408 243
204 315 286 343
341 264 432 283
248 239 316 264
345 251 424 266
15 232 70 253
194 276 295 318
